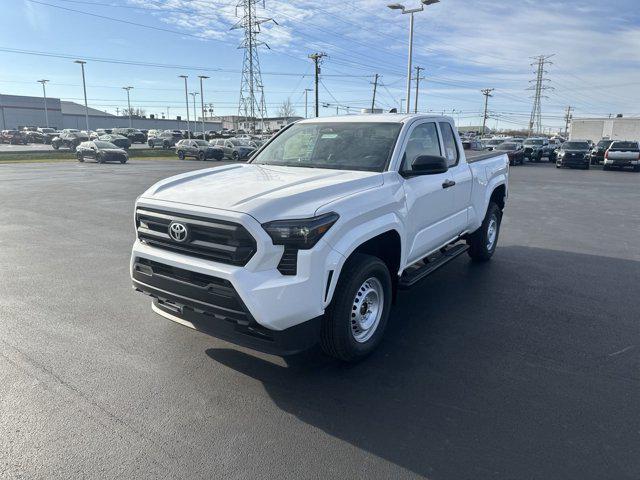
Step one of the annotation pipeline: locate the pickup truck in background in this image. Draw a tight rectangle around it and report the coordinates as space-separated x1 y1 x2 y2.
523 137 555 162
131 114 509 361
603 141 640 172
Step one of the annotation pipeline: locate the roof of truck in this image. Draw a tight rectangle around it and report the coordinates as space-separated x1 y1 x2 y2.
296 113 452 124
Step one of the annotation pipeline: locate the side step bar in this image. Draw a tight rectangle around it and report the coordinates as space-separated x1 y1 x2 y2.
399 243 469 289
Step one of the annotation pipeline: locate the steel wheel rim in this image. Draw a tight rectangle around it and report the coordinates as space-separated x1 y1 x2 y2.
487 216 498 250
350 277 384 343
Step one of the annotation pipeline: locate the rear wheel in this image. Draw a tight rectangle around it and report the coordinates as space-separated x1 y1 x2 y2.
634 165 640 172
467 202 502 262
76 152 84 162
603 165 610 171
232 151 240 161
97 153 105 164
198 151 205 161
321 253 392 362
178 150 185 160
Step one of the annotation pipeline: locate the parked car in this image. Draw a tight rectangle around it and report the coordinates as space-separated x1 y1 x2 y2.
146 129 164 140
75 140 128 163
555 140 591 169
175 139 224 161
495 142 525 165
97 134 132 150
589 139 613 165
1 130 27 144
130 114 509 361
209 138 256 160
24 130 48 144
113 128 146 144
37 127 58 144
148 131 183 149
95 128 113 135
523 137 554 162
461 139 485 151
603 141 640 172
51 131 89 151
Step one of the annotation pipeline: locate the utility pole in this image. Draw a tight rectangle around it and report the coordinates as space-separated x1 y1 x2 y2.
37 79 49 128
198 75 209 136
115 107 120 117
414 66 424 113
481 88 494 135
308 52 327 117
370 73 379 112
74 60 89 131
527 54 554 135
304 88 312 118
122 86 133 127
190 92 199 132
400 98 405 112
179 75 190 138
564 106 572 138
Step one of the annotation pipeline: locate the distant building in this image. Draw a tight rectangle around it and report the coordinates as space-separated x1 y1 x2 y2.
0 93 222 131
569 117 640 142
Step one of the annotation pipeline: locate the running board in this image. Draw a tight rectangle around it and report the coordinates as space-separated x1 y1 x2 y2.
399 244 469 289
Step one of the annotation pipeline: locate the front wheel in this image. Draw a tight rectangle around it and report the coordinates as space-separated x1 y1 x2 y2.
232 151 240 161
321 253 392 362
198 151 205 161
76 152 84 162
467 202 502 262
177 151 185 160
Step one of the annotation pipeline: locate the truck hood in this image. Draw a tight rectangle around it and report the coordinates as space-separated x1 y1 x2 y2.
140 163 383 222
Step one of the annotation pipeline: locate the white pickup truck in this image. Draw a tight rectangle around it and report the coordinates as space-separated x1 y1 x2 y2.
131 114 509 361
603 140 640 172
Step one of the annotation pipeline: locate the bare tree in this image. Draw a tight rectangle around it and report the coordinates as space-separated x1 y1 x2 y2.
123 107 146 118
277 98 296 118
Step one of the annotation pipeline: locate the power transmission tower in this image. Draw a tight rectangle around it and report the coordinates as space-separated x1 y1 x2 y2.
564 106 572 138
527 54 554 136
308 52 327 117
370 73 379 112
233 0 276 133
481 88 494 135
414 66 424 113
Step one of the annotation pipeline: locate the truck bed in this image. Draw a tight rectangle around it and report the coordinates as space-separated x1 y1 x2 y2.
465 150 506 163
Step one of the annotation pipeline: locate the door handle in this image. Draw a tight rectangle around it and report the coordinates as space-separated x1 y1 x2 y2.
442 179 456 189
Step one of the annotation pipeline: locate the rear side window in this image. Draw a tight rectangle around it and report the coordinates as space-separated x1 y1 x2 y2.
439 122 459 167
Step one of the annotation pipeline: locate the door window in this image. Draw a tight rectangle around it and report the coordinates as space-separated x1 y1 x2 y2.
401 122 441 172
439 122 459 167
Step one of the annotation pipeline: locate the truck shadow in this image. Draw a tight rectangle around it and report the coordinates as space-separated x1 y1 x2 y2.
206 246 640 479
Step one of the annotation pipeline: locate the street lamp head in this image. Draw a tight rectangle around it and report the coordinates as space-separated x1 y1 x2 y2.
37 79 49 84
179 75 188 79
198 75 210 80
387 3 405 9
421 0 440 5
123 86 133 91
74 60 86 65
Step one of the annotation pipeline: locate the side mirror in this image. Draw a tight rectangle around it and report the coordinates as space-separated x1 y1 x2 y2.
403 155 448 177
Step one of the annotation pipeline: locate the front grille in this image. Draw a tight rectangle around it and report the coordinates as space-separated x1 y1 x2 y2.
277 247 298 275
136 208 256 266
133 257 251 324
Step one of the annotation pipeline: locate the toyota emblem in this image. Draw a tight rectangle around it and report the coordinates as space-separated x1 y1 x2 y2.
168 222 189 242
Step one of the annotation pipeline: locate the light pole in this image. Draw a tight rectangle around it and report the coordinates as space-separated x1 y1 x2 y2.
179 75 190 138
198 75 209 137
122 86 133 127
189 92 199 134
304 88 313 118
74 60 90 131
387 0 439 113
37 79 49 127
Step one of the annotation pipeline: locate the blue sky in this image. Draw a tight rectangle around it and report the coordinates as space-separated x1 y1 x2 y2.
1 0 639 130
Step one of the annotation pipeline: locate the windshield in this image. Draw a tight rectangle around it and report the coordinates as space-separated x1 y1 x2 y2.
252 122 402 172
610 141 639 150
524 139 544 145
94 141 117 149
496 143 518 150
563 142 590 150
597 140 612 148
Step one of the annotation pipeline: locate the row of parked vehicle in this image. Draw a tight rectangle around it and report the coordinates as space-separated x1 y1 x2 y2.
467 135 640 172
174 136 265 161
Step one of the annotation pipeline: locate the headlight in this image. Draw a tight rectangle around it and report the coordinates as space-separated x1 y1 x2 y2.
262 212 339 249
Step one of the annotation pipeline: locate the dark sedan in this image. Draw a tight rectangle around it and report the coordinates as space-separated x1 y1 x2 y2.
97 134 131 150
51 132 89 151
555 140 591 169
495 142 525 165
76 140 128 163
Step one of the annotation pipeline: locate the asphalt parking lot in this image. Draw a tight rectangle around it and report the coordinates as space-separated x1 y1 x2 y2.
1 160 638 480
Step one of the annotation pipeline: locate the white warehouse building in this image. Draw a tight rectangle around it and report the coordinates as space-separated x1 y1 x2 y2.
569 117 640 142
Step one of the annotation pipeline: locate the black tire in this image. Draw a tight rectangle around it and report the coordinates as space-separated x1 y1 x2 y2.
556 163 561 168
633 165 640 172
178 150 185 160
97 153 105 164
320 253 392 362
584 163 590 170
198 151 205 161
52 143 59 150
467 202 502 262
76 152 84 162
120 158 127 164
163 142 169 150
148 142 154 149
232 151 240 161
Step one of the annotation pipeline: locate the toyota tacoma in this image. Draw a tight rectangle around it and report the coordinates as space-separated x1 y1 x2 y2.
131 114 509 361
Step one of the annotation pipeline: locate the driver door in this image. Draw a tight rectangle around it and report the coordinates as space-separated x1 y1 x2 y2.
401 122 460 265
